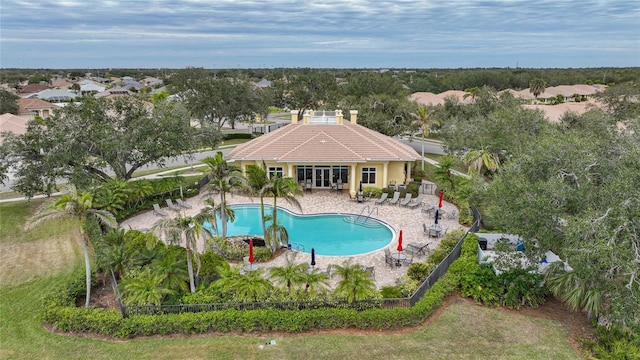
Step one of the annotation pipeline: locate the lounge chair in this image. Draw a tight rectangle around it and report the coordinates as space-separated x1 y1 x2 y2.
406 242 431 256
166 199 181 211
153 203 168 217
387 191 401 205
374 193 389 205
176 199 192 209
407 195 424 209
399 193 412 207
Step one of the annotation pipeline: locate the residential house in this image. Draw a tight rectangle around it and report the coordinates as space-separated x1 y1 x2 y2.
16 98 60 120
26 89 78 102
227 110 420 196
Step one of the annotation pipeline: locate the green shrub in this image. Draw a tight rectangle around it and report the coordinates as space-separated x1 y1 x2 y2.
407 262 432 282
499 269 549 309
197 252 228 286
589 326 640 360
223 133 253 140
379 286 403 298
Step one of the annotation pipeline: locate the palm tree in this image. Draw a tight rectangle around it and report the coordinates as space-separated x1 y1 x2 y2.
268 253 309 294
302 268 330 299
546 266 603 320
202 151 245 238
261 176 303 252
93 178 130 215
120 267 174 306
151 250 189 294
332 261 376 302
126 179 154 208
463 87 481 101
97 228 133 279
529 78 547 104
150 207 215 293
462 147 501 176
410 105 440 170
25 187 117 308
434 155 457 192
231 268 272 302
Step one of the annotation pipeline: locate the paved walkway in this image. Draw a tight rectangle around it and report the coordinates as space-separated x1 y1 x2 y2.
121 190 468 289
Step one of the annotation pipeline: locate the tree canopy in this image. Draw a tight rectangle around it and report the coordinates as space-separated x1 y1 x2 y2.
1 96 214 196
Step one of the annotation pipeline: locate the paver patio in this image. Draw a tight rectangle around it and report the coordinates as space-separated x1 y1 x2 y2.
120 190 468 288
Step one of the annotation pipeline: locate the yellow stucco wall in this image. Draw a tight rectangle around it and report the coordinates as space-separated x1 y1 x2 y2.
233 160 410 192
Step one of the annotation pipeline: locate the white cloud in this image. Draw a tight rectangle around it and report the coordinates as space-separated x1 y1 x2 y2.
0 0 638 68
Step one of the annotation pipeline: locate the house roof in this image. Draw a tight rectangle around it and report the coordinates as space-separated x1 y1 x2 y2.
0 113 28 141
28 89 78 102
19 84 50 94
16 98 60 114
228 121 420 163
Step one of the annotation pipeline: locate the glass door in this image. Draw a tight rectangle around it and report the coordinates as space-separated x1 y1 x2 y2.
315 166 331 188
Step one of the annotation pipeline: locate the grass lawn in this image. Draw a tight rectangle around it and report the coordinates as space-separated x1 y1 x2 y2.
0 200 584 360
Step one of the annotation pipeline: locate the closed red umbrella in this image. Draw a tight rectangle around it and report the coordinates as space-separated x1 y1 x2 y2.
397 230 403 252
248 239 254 263
438 191 443 208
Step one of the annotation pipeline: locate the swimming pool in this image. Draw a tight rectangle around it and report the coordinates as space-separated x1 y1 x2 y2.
205 204 394 256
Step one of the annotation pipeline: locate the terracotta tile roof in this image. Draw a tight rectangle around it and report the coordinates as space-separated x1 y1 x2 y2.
19 84 49 94
228 122 420 163
0 113 28 138
16 98 60 114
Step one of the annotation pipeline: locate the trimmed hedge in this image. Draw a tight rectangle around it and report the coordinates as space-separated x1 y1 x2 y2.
43 255 462 338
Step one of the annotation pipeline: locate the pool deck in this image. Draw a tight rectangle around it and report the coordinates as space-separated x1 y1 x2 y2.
120 190 468 288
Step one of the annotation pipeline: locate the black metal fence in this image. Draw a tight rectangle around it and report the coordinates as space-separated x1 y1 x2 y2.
409 205 480 306
117 205 482 317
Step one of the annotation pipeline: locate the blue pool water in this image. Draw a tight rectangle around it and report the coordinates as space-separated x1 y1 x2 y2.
205 204 393 256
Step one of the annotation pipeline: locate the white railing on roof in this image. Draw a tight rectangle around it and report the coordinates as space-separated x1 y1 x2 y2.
309 110 337 124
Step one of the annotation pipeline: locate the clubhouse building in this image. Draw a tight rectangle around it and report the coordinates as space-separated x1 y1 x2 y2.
227 110 421 195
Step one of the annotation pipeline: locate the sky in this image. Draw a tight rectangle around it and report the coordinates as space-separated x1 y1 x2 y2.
1 0 638 69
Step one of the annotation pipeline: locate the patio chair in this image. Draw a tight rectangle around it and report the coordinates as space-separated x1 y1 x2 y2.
324 264 333 279
166 199 181 212
401 252 414 266
421 204 435 215
374 193 389 205
384 248 394 267
407 195 424 209
176 199 192 209
305 181 312 193
387 191 401 205
399 193 412 207
446 208 458 219
364 266 375 278
153 203 168 217
336 180 343 193
423 223 429 235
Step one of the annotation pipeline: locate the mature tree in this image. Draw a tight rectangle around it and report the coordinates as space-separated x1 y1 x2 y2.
275 71 338 120
25 188 117 307
595 81 640 120
3 96 208 197
150 207 215 293
333 261 376 302
170 68 267 130
0 90 19 114
529 78 547 104
339 94 415 136
202 152 245 238
484 117 639 332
